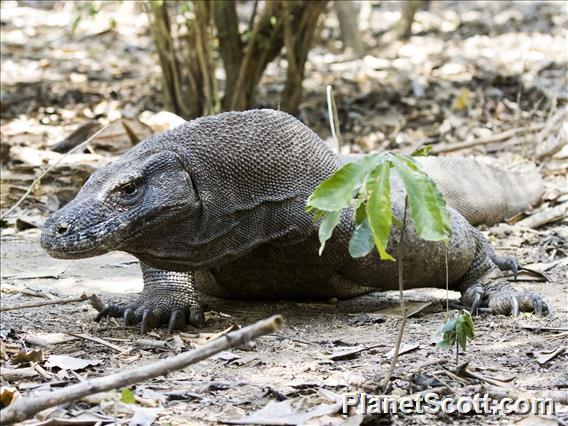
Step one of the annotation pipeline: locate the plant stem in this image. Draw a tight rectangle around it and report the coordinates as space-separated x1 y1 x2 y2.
380 196 408 390
456 339 459 365
445 241 449 313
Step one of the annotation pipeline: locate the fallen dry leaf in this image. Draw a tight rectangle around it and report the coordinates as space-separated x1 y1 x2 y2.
0 386 20 408
11 348 43 365
224 398 342 425
534 346 566 365
44 355 102 371
385 343 420 359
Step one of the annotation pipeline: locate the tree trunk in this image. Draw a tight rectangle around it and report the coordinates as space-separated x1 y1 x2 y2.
148 1 327 118
335 1 364 55
213 1 243 110
281 1 328 115
394 0 422 39
229 1 286 111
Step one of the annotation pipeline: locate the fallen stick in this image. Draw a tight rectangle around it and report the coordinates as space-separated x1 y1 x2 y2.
0 315 283 425
516 201 568 229
481 385 568 405
480 331 568 352
431 124 545 154
0 294 90 312
520 325 568 332
65 332 129 354
536 107 567 160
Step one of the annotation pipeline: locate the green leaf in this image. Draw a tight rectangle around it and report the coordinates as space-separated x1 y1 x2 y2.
461 312 475 339
120 388 136 404
391 215 403 229
311 209 325 223
391 156 452 241
318 210 341 255
455 315 468 351
307 156 382 212
436 334 454 348
354 200 367 225
412 145 433 157
454 313 475 351
366 163 395 261
349 218 375 258
441 317 457 333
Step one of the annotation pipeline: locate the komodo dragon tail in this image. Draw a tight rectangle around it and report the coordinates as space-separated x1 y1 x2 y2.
416 157 544 225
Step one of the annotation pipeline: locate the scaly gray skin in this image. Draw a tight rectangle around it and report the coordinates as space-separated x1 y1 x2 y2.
41 110 551 333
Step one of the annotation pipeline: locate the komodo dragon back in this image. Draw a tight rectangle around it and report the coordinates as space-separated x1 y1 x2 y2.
416 157 544 225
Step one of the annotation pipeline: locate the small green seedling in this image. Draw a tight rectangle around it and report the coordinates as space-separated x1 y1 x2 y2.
120 387 136 404
306 146 476 379
437 310 475 364
306 147 452 259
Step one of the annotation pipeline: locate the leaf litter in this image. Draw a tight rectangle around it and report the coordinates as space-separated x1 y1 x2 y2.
0 1 567 425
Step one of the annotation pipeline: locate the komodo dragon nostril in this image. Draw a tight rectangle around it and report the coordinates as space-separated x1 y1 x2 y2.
56 223 69 236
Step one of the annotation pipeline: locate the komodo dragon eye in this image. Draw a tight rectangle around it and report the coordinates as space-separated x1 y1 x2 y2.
120 182 137 196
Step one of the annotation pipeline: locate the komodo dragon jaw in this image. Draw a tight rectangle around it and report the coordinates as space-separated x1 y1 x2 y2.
41 149 194 260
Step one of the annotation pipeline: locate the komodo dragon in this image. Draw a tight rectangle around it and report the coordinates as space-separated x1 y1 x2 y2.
41 109 550 333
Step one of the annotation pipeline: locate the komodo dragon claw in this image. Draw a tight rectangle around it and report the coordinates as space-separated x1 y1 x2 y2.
491 255 520 281
95 300 205 334
463 282 551 317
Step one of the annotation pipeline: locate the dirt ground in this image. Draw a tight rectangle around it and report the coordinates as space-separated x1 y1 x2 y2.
1 1 567 425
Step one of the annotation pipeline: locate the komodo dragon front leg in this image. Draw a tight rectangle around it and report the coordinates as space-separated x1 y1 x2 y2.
95 262 205 333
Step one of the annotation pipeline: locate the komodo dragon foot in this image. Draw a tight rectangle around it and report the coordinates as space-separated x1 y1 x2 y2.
462 281 552 317
95 263 205 334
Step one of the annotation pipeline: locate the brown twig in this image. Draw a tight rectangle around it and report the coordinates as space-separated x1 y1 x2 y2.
248 0 259 34
380 197 408 390
481 385 568 405
409 358 448 372
64 332 129 354
516 201 568 229
480 331 568 352
0 315 283 425
520 325 568 332
326 85 343 153
0 294 90 312
431 124 546 154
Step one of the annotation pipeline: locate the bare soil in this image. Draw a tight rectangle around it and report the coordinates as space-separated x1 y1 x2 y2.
1 1 567 425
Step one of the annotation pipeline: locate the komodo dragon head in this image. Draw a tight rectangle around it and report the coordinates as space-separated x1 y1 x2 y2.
41 110 337 271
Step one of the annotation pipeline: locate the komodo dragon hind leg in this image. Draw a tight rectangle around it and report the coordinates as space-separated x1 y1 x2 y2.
95 262 205 334
458 234 552 317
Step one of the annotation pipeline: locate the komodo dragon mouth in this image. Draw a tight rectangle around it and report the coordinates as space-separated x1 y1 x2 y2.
41 212 134 259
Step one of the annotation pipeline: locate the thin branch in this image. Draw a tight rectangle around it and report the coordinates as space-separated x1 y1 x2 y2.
248 0 259 34
326 85 343 153
1 125 109 221
231 1 276 110
481 385 568 405
193 2 213 115
0 315 283 425
445 241 449 313
64 332 129 354
0 294 90 312
431 124 546 154
380 196 408 390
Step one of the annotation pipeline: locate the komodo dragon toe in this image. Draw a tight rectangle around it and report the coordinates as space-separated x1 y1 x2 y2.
462 282 552 317
95 296 204 334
